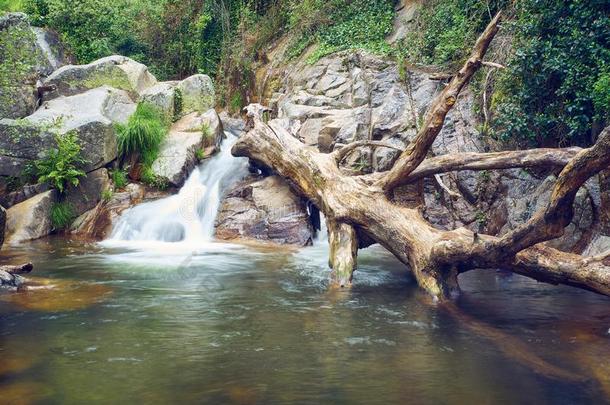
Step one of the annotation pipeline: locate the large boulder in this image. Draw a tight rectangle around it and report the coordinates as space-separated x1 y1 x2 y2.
0 13 70 119
0 86 135 176
140 81 179 120
42 55 157 101
4 189 57 245
151 109 223 187
215 175 313 246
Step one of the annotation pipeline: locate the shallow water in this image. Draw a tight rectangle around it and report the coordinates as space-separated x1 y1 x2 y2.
1 236 609 404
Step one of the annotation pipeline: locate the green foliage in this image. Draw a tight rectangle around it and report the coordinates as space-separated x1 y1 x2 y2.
201 122 212 139
110 168 127 189
101 188 113 202
117 102 168 167
492 0 610 146
195 148 206 160
50 201 75 230
0 0 24 12
34 131 87 194
287 0 395 63
402 0 508 67
140 166 169 190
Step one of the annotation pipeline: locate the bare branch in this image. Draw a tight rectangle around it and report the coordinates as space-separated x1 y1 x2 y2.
402 147 581 184
492 126 610 256
482 61 506 69
378 12 502 193
434 174 461 199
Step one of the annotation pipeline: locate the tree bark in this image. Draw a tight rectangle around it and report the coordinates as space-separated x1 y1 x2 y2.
327 220 358 287
233 12 610 301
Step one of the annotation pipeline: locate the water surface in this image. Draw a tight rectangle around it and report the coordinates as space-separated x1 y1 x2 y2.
1 237 609 404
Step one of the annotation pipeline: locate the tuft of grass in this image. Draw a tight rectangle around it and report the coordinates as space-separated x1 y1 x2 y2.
195 148 206 160
110 168 128 189
140 166 169 190
50 201 75 230
117 102 168 167
101 188 113 202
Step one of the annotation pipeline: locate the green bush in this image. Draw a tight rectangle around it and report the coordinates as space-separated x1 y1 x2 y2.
50 201 75 230
0 0 24 12
117 102 168 167
492 0 610 146
34 131 87 193
101 188 113 202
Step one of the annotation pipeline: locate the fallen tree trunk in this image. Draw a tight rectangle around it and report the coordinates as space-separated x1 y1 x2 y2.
233 12 610 301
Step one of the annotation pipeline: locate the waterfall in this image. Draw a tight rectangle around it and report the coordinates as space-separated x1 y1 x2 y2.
105 132 249 245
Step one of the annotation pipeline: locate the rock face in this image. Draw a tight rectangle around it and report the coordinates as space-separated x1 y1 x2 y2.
4 190 57 245
0 13 70 119
0 86 135 176
257 48 609 254
216 175 313 246
42 55 157 101
151 109 223 187
71 183 146 240
64 168 111 217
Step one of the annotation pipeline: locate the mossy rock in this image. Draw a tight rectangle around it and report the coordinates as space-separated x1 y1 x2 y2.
43 55 157 102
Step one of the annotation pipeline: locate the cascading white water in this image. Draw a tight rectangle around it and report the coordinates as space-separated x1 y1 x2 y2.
106 132 249 245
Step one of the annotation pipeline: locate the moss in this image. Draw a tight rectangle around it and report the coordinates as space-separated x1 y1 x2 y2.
79 69 132 93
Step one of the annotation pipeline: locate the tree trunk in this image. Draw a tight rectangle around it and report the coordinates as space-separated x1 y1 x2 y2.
232 13 610 301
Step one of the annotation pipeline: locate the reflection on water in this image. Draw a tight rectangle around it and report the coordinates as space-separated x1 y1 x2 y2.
1 236 609 404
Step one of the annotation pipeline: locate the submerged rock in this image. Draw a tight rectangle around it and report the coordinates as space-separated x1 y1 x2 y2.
42 55 157 101
4 190 57 244
151 109 223 187
215 175 313 246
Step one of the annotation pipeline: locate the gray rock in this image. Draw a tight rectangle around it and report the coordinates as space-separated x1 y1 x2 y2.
71 183 146 240
215 175 313 246
43 55 157 101
176 74 215 117
219 111 246 135
64 168 111 217
140 81 179 119
0 86 135 176
151 109 223 187
5 189 57 244
0 270 25 291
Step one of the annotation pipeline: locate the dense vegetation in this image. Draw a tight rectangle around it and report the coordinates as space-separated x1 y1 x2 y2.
404 0 609 147
2 0 608 146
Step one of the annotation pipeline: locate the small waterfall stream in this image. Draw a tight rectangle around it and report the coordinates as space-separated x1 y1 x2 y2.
106 132 249 245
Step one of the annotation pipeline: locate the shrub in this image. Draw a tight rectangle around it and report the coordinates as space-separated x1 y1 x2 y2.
50 201 75 230
34 131 87 193
195 148 206 160
109 168 127 189
173 88 183 121
287 0 395 63
117 102 168 167
492 0 610 146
